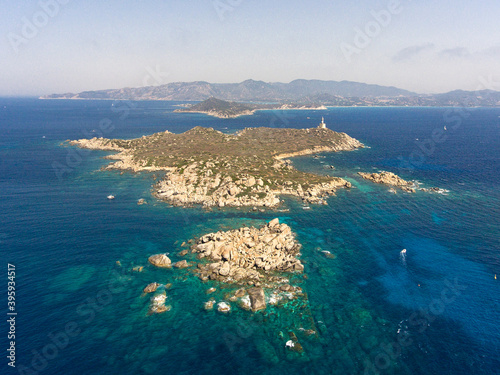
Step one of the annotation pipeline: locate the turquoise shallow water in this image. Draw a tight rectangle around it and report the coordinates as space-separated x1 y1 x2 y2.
1 99 499 374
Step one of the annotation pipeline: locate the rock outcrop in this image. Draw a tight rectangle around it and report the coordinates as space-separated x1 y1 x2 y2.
143 282 160 294
148 254 172 268
358 171 416 193
154 163 353 208
192 218 303 285
173 260 190 269
247 287 267 312
148 290 171 315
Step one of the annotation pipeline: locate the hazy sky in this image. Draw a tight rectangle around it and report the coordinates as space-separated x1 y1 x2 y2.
1 0 499 96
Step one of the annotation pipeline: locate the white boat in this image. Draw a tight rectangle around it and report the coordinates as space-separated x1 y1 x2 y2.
107 195 115 200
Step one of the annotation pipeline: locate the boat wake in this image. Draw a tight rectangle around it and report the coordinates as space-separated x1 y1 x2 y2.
400 248 407 267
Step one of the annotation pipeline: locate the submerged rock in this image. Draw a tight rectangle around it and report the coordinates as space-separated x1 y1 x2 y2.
148 291 169 315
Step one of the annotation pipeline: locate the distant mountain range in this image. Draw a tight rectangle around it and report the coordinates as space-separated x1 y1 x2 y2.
41 79 500 107
41 79 413 101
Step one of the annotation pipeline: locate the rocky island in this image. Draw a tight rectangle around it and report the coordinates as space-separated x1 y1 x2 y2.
142 218 318 356
70 123 363 208
174 97 327 118
358 171 448 194
358 171 417 193
192 218 303 285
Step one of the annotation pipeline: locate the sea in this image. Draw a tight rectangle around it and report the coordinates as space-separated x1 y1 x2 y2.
1 98 499 375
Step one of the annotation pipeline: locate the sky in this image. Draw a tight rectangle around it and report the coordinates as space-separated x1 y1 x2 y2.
1 0 499 96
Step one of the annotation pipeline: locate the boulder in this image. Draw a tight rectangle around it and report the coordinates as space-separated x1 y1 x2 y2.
221 246 232 261
228 186 240 196
268 218 280 228
247 287 266 312
219 261 231 276
148 254 172 268
143 282 160 294
234 288 246 298
217 302 231 313
173 260 189 269
279 284 293 292
204 300 216 310
293 262 304 272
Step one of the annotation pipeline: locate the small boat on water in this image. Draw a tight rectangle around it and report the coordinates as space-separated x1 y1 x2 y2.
107 195 115 200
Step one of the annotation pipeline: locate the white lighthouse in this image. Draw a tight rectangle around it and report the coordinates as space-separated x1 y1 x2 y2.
318 117 327 129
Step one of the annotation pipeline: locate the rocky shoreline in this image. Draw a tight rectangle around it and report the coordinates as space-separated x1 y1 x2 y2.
69 137 173 173
154 163 353 208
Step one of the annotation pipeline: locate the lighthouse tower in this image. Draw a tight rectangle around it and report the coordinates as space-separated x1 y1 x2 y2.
318 117 327 129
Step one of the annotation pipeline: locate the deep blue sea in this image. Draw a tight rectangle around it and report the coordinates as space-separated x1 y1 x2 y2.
1 99 499 375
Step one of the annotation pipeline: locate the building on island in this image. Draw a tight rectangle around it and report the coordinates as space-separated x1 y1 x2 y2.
318 117 327 129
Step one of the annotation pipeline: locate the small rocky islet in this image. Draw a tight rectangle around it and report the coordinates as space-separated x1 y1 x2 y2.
141 218 318 356
143 218 306 314
358 171 447 194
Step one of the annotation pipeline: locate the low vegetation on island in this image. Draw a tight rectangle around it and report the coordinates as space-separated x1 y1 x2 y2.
174 97 327 118
70 124 363 208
